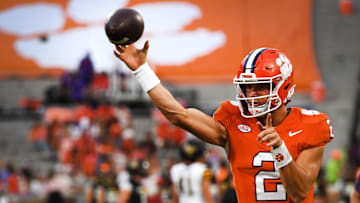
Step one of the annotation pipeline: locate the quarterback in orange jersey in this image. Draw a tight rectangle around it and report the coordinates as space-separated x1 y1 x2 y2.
113 41 334 202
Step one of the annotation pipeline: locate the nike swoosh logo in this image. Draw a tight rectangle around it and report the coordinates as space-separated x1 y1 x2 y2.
288 130 303 137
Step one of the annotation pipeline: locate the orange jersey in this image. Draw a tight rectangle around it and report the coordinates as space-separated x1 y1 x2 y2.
213 101 333 202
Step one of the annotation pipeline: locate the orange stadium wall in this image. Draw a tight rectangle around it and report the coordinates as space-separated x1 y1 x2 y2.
0 0 321 92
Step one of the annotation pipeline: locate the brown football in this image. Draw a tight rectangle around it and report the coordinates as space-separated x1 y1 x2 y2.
105 8 144 45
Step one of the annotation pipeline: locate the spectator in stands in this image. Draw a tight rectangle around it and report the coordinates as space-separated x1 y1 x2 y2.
29 172 46 198
43 72 71 105
108 117 123 149
324 149 346 202
5 162 19 195
142 142 162 203
112 149 128 175
121 125 136 155
74 105 94 122
139 131 157 155
80 150 97 178
74 131 97 177
85 155 118 203
18 165 34 196
119 72 128 93
326 149 345 184
57 124 74 167
115 103 134 129
71 72 88 102
43 166 72 202
19 98 42 112
78 53 94 87
68 54 95 103
97 134 115 161
68 166 86 203
29 119 49 152
96 101 115 123
91 72 109 100
57 71 72 104
47 119 62 154
152 108 186 149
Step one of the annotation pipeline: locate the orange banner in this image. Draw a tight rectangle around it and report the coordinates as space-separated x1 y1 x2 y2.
0 0 320 91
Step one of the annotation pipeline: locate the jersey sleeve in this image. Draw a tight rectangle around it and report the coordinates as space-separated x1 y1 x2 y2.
170 164 184 184
170 165 177 184
301 112 334 149
202 168 212 180
213 100 235 128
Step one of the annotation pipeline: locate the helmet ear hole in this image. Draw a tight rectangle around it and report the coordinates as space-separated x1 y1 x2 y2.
284 83 290 90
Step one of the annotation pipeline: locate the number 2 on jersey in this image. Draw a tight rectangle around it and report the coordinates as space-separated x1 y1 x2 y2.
253 152 287 201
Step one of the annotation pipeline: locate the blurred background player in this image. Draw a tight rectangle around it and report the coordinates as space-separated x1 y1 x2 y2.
84 155 118 203
170 139 214 203
113 43 334 202
116 159 149 203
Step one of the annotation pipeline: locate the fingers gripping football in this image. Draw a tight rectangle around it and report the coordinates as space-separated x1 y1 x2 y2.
257 114 283 148
113 40 149 71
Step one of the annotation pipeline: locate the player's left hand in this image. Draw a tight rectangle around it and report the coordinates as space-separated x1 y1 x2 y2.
257 113 283 148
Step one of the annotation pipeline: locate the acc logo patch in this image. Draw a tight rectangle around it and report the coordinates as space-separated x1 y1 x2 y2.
237 124 251 133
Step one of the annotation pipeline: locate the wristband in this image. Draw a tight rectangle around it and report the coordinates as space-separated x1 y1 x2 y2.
271 142 293 169
132 62 160 92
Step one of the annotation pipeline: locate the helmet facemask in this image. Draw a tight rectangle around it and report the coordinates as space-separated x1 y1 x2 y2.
234 74 283 118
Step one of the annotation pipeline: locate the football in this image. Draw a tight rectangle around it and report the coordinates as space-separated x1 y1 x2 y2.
105 8 144 45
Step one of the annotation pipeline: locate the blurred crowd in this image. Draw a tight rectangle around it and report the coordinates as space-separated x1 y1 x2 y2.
1 95 238 203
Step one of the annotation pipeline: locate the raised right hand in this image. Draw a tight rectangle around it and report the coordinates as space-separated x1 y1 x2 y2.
257 113 283 148
113 40 149 71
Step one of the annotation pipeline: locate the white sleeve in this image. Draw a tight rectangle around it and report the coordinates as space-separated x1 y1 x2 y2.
117 171 132 191
170 164 183 184
170 165 177 183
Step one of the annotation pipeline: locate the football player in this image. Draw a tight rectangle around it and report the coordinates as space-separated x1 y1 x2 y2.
116 159 149 203
113 42 334 202
170 139 215 203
